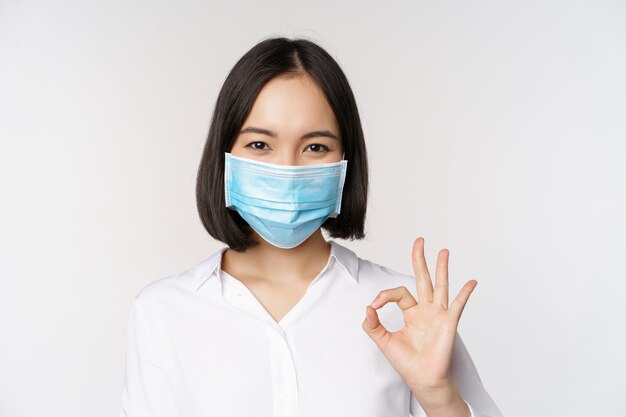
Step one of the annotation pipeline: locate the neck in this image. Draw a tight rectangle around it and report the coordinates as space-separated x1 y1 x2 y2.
222 230 332 285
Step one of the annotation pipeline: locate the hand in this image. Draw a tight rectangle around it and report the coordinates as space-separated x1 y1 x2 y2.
362 237 477 395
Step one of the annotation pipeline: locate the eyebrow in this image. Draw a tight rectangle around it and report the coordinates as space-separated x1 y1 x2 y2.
239 126 338 140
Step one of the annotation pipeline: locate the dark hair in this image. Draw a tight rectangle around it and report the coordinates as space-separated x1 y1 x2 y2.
196 36 369 252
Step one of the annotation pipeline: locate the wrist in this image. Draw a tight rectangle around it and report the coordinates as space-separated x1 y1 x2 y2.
410 380 468 415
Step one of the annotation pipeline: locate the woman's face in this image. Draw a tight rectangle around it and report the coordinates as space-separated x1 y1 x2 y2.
230 73 343 165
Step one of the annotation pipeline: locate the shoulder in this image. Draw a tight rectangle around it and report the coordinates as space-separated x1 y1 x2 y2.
356 255 419 299
130 256 214 313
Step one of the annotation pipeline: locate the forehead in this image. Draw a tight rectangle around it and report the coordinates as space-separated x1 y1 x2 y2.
243 74 339 134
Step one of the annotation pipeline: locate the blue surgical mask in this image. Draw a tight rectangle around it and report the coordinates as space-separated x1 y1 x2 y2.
224 152 348 249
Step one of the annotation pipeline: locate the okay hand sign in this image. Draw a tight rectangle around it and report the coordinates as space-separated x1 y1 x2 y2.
362 237 478 394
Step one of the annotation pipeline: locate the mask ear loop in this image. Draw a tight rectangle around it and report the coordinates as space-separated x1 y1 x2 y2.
341 151 346 160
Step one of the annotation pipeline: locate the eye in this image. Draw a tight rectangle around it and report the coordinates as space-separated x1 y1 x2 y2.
305 144 330 153
245 141 270 151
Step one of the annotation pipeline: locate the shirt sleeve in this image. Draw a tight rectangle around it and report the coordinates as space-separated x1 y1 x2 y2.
409 330 504 417
119 296 179 417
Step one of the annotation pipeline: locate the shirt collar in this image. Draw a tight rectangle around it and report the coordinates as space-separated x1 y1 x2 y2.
192 239 359 292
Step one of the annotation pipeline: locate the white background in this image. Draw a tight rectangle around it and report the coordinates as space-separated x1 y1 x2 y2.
1 1 625 416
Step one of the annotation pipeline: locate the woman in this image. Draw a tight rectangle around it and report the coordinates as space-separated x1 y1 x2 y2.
119 37 504 417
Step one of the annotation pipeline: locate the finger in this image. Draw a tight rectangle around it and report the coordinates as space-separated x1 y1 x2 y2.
449 280 478 322
369 286 418 311
434 249 449 309
362 305 391 351
412 237 434 302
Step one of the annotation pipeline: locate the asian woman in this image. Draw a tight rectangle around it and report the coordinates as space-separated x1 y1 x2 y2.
119 36 504 417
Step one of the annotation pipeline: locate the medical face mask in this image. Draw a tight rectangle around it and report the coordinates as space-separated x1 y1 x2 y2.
224 152 348 249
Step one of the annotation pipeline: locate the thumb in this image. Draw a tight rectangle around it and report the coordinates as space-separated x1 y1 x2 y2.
362 305 390 349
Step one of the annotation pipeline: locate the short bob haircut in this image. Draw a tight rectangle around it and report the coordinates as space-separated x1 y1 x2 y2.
196 36 369 252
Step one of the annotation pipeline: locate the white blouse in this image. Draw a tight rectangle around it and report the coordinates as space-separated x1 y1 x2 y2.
119 240 503 417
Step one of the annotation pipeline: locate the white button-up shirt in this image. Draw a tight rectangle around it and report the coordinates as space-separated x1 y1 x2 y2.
119 240 503 417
